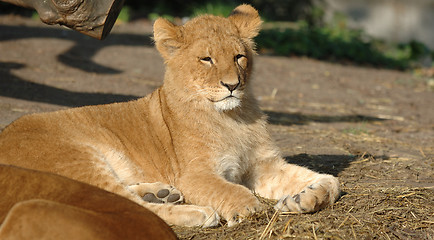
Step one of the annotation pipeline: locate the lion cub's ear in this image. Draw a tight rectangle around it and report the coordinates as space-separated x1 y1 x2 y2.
228 4 262 42
153 18 183 60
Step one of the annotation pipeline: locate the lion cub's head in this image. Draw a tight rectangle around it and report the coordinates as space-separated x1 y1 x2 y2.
153 4 262 112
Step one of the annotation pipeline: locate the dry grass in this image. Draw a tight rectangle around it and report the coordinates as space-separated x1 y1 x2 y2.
172 150 433 240
171 126 434 240
173 186 433 239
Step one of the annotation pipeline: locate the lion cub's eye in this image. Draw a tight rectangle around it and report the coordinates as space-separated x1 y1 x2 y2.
200 57 214 65
235 54 247 69
235 54 245 60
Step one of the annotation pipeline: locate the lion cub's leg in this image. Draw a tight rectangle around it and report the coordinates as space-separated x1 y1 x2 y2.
253 160 340 213
61 165 218 227
128 182 184 204
74 172 218 227
142 202 220 228
72 162 217 227
177 172 261 227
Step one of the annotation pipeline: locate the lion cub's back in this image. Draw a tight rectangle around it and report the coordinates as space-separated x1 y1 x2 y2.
0 103 123 171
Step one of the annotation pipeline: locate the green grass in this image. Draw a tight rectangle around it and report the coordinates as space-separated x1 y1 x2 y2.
117 6 132 23
341 123 369 135
31 11 39 20
256 21 429 69
148 13 174 22
190 1 237 17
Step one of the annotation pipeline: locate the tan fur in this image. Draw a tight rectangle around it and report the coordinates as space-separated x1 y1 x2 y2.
0 5 340 227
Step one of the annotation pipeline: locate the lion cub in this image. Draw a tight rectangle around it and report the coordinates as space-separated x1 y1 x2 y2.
0 5 340 227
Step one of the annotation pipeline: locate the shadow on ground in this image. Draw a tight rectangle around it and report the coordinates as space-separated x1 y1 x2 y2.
0 25 153 74
284 153 389 176
0 61 138 106
264 110 386 126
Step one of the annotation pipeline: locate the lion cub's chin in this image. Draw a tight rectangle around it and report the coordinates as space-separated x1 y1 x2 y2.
213 97 241 112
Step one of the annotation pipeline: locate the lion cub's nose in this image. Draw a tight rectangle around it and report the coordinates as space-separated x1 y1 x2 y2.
220 81 240 92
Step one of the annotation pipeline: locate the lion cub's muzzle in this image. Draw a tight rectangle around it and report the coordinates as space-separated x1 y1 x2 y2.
220 80 240 92
212 80 244 111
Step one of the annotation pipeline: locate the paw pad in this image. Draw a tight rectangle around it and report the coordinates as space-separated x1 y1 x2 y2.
129 182 184 204
157 189 170 198
143 193 164 203
167 193 181 203
142 188 183 204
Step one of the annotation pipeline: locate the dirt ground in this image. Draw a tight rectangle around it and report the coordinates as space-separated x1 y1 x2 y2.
0 15 433 239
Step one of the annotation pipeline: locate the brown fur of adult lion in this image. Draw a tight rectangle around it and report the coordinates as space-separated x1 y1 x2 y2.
0 4 340 227
0 164 177 240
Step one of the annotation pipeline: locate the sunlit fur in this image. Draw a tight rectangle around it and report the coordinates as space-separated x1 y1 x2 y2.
0 4 340 227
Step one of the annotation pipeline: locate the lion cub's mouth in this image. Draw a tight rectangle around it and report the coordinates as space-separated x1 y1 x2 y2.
208 94 238 103
211 95 241 111
221 95 238 101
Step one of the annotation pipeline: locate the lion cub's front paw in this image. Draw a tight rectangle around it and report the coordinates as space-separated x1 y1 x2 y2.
275 175 340 213
222 193 262 227
129 182 184 204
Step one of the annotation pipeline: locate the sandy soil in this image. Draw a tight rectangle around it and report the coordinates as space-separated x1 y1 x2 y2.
0 15 433 239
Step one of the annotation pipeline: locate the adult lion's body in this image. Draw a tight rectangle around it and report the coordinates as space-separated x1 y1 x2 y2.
0 5 340 227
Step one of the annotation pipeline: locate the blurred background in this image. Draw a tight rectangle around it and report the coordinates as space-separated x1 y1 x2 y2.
1 0 433 70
